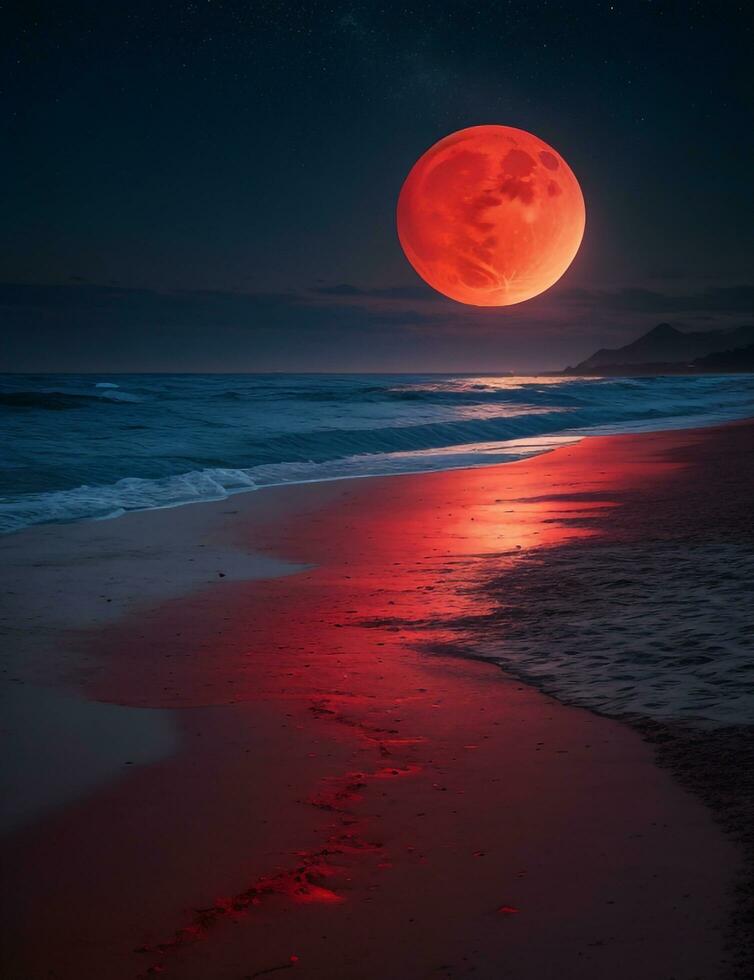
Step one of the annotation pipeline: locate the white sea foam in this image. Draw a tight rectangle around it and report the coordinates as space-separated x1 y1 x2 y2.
0 438 578 533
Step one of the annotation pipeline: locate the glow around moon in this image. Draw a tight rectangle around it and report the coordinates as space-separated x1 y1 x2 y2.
397 125 585 307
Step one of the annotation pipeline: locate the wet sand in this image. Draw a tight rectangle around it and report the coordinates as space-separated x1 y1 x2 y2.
1 423 751 978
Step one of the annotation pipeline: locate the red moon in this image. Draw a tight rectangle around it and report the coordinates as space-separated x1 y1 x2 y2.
397 125 585 307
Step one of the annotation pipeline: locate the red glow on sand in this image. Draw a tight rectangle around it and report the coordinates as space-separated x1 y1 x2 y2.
84 432 688 974
397 125 585 306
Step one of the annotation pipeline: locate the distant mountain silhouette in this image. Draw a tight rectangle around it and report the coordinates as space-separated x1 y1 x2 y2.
563 323 754 375
690 343 754 372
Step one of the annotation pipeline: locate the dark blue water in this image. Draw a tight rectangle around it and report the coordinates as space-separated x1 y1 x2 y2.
1 372 752 533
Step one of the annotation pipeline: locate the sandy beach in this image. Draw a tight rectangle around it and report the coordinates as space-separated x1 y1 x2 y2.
1 421 752 979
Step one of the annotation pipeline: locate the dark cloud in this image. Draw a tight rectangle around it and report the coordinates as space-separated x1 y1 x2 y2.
311 281 754 317
561 285 754 314
1 280 751 374
310 283 365 296
310 283 434 301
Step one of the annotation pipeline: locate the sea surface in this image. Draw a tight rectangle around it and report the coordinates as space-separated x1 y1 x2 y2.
1 372 753 534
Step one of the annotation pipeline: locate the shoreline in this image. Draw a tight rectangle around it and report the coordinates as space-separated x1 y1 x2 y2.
1 422 752 977
3 405 753 537
416 422 754 971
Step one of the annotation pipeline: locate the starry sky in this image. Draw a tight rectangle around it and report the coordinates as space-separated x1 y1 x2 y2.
1 1 752 372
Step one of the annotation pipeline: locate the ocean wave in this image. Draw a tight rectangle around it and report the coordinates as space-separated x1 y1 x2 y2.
1 372 752 532
2 403 750 534
238 410 572 463
0 468 259 533
0 390 140 410
0 436 576 534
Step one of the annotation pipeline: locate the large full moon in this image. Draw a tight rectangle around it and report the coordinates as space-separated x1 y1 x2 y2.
397 125 585 307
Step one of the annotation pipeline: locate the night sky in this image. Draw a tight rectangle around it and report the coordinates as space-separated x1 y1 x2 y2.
2 1 752 372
